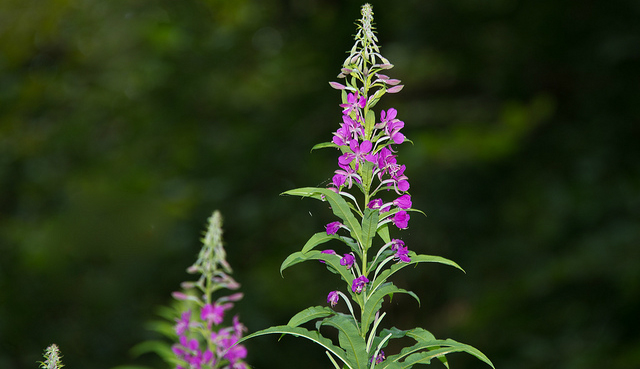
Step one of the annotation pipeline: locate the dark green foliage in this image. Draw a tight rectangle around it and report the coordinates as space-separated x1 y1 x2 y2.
1 0 638 368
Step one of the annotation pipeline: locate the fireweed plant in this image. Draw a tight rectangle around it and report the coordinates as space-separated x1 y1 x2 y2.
38 344 64 369
239 4 493 369
146 211 250 369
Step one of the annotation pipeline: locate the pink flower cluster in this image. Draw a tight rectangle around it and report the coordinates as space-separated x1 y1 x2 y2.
171 295 248 369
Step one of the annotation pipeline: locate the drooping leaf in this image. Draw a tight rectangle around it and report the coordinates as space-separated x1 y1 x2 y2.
280 250 355 287
287 306 336 328
378 328 494 369
369 252 464 293
312 142 339 151
361 283 419 334
301 232 341 253
371 326 412 352
320 313 368 369
237 325 353 369
282 187 363 246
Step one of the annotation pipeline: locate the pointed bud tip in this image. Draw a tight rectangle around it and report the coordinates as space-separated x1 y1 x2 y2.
387 85 404 93
329 81 347 90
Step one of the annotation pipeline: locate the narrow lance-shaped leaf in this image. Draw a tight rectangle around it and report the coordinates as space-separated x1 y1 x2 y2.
281 250 355 288
320 314 368 369
380 332 495 369
301 232 342 253
282 187 363 246
236 325 354 369
369 252 464 293
364 109 376 141
361 283 419 335
360 208 379 252
288 306 336 328
311 142 339 151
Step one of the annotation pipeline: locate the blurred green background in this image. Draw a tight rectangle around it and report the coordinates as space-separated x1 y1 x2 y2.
1 0 639 368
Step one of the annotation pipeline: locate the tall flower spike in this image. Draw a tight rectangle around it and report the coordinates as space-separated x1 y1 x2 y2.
166 210 249 369
241 5 494 369
38 344 64 369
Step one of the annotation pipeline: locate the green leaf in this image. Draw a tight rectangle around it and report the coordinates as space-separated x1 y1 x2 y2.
280 250 355 286
312 142 339 151
379 328 495 369
372 327 412 352
237 325 354 369
282 187 363 246
288 306 336 327
129 340 175 361
320 314 368 369
364 109 376 140
370 252 464 293
301 232 341 253
341 236 362 258
362 283 419 334
367 87 386 109
360 208 379 252
377 222 391 244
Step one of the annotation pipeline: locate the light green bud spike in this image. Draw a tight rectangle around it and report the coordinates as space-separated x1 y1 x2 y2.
38 344 64 369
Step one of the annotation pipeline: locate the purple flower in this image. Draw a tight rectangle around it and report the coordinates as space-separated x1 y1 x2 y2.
339 140 374 170
389 163 406 179
340 92 366 116
368 198 383 209
319 249 337 264
386 119 405 144
325 221 342 235
342 114 365 139
371 350 386 364
394 244 411 263
380 108 405 145
232 315 247 336
173 335 213 369
327 291 340 307
395 176 410 192
201 303 232 329
333 166 361 189
390 239 405 252
340 253 355 269
223 339 247 364
380 108 397 126
332 124 351 147
376 147 397 179
393 194 412 209
392 211 410 229
175 310 192 336
351 275 370 293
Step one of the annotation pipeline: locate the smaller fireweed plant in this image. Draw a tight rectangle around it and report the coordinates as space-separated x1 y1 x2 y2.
239 4 493 369
38 344 64 369
135 211 249 369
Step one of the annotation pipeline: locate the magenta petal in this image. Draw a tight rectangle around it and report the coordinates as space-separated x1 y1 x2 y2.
360 140 372 153
386 108 397 120
349 140 359 152
397 179 410 192
392 132 405 145
393 194 412 209
339 153 353 166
